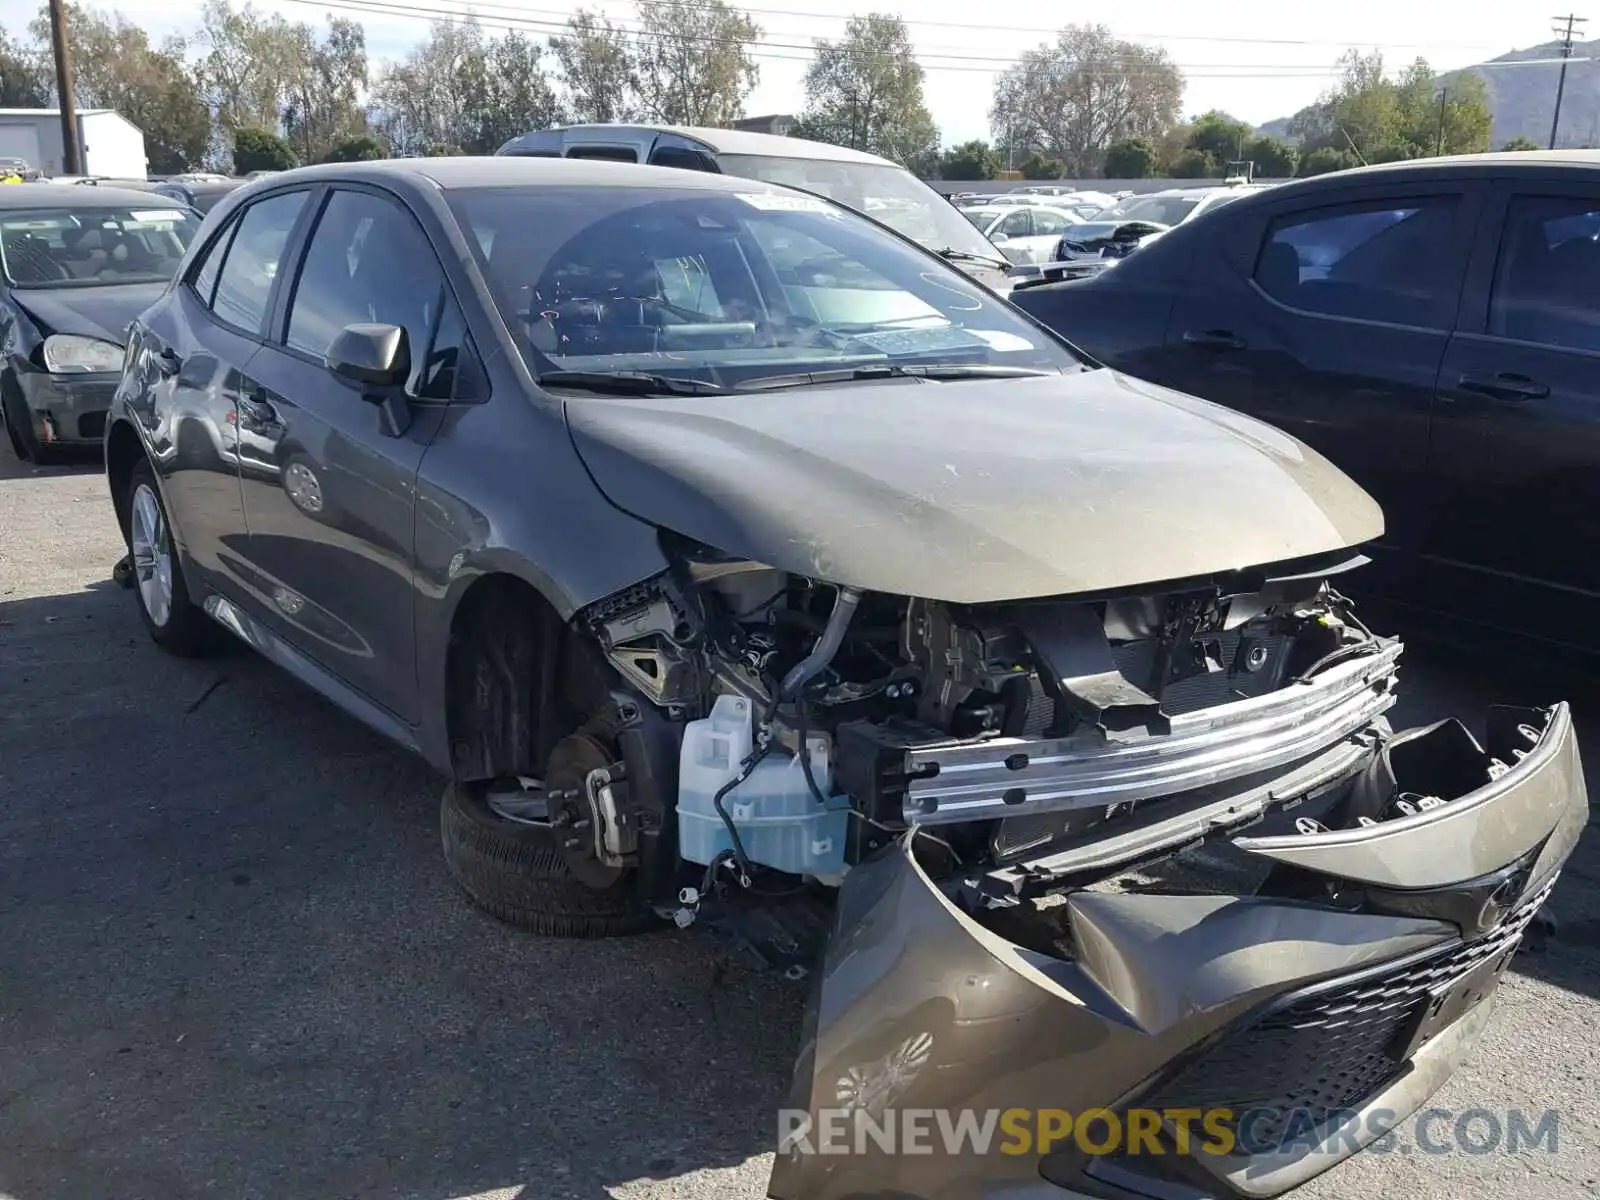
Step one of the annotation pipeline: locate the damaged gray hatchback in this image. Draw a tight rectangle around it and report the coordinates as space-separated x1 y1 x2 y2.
103 157 1586 1200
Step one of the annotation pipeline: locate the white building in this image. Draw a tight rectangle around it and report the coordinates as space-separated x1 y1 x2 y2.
0 108 148 179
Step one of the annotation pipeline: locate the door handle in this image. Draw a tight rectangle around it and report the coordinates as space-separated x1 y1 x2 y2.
1182 329 1246 352
1456 372 1550 402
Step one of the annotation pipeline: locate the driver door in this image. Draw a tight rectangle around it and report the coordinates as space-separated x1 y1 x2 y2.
232 184 455 726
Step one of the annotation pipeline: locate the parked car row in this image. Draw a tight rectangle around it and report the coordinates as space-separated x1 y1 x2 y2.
0 136 1586 1200
1012 150 1600 655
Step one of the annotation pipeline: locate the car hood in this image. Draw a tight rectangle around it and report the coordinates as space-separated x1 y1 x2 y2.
562 369 1385 602
10 281 166 345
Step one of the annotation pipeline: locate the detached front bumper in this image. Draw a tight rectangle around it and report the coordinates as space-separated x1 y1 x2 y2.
15 366 120 446
770 702 1586 1200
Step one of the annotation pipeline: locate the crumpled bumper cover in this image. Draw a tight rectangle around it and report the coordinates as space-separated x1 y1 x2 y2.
769 702 1586 1200
16 365 120 445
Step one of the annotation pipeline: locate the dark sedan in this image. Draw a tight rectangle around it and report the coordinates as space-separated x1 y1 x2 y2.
1012 150 1600 655
103 156 1581 1200
0 184 200 463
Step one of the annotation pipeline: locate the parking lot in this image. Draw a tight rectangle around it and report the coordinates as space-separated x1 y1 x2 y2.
2 447 1599 1200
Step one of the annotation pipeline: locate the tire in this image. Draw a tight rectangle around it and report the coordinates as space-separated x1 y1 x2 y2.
124 457 221 656
440 781 657 938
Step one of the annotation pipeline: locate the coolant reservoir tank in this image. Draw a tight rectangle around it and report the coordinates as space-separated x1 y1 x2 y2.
677 694 850 878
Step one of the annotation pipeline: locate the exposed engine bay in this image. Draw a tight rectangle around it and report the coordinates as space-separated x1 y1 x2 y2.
552 535 1486 955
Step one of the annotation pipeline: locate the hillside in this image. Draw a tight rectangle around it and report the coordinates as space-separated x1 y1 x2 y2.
1257 38 1600 149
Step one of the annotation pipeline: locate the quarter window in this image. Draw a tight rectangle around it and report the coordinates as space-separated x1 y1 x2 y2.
1488 194 1600 352
211 190 309 333
285 189 444 391
1253 196 1460 327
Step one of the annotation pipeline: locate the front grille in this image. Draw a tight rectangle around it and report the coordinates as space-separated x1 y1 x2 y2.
1143 876 1556 1148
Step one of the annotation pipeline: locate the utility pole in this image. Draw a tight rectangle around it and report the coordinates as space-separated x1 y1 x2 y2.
46 0 81 175
1549 13 1589 149
1436 86 1448 156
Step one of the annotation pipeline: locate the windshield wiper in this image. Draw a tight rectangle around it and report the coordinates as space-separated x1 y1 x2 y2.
933 247 1009 269
536 370 724 396
736 363 1054 392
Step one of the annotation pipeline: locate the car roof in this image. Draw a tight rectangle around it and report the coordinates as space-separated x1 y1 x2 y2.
501 123 896 167
0 183 188 209
240 154 826 196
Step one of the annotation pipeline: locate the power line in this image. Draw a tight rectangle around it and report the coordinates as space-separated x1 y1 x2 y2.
355 0 1519 51
1549 13 1588 148
278 0 1351 78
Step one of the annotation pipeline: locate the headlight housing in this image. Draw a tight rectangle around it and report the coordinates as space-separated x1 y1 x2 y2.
42 333 124 374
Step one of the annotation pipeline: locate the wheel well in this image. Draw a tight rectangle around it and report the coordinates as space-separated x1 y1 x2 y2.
444 574 614 783
105 420 144 541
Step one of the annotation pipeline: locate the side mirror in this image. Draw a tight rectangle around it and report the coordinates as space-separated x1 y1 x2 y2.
326 322 409 388
990 231 1011 243
326 322 412 438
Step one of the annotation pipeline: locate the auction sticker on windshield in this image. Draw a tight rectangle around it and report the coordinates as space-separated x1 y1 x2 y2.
736 192 836 215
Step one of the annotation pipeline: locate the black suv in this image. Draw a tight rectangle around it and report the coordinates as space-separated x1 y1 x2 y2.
1013 150 1600 653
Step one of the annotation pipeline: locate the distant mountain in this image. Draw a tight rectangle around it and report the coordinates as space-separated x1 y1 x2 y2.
1256 38 1600 150
1448 39 1600 148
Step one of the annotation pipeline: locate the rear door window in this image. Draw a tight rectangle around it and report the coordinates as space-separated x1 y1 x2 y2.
1253 196 1461 327
211 190 310 334
1487 194 1600 351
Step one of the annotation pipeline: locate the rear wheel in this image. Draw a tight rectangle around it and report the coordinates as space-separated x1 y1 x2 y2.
440 779 657 938
125 458 221 655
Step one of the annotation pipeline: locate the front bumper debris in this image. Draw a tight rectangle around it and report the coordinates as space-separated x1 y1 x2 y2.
770 702 1585 1200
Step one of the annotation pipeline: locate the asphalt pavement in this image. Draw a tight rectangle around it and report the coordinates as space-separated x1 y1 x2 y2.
2 446 1597 1200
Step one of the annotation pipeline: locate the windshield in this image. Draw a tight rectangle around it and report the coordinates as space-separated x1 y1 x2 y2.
0 206 199 287
449 184 1082 389
1093 195 1204 226
715 154 1003 261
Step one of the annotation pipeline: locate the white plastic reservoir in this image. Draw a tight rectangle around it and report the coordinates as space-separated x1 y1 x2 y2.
677 693 850 878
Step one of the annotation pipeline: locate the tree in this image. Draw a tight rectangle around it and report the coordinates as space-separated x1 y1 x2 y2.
469 30 564 152
1019 151 1064 180
232 126 297 174
1297 146 1359 176
631 0 759 126
940 139 999 180
990 25 1182 176
1167 148 1216 178
1285 52 1491 166
195 0 306 138
424 142 462 157
1502 135 1543 151
1246 134 1298 177
322 134 386 163
798 14 938 167
1103 136 1157 178
32 4 210 174
282 17 369 166
0 25 48 107
376 18 563 156
549 10 637 124
1185 110 1253 163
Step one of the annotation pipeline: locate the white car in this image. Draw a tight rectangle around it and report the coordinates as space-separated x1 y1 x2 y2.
961 202 1085 264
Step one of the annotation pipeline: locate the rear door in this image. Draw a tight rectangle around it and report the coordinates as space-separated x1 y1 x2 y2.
1156 180 1482 553
1425 180 1600 640
233 184 459 725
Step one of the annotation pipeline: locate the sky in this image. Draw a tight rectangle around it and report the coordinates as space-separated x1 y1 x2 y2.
0 0 1575 143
